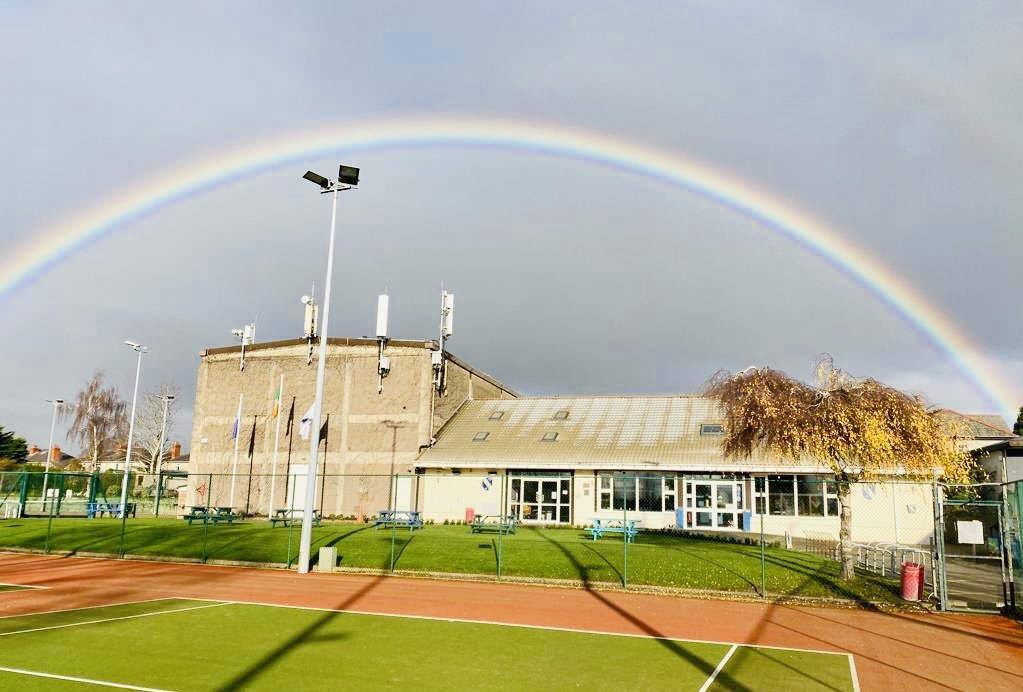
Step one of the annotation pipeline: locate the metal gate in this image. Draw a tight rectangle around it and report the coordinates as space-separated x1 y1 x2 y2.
935 490 1011 612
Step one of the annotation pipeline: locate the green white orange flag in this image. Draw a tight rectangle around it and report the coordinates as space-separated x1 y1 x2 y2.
272 381 282 418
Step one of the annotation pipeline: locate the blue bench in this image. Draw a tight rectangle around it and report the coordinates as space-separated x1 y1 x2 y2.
589 518 639 543
374 510 423 531
86 502 137 518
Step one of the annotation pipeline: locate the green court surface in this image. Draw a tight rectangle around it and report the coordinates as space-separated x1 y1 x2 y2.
0 584 34 592
0 598 857 691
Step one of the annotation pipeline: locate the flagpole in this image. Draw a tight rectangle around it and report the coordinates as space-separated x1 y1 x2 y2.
229 393 243 508
268 374 284 519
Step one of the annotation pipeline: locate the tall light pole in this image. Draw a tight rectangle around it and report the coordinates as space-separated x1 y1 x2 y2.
382 419 406 511
297 164 359 574
119 341 149 518
42 399 65 511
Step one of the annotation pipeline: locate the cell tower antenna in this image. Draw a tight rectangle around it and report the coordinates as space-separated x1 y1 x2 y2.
231 318 257 371
376 292 390 394
433 286 454 394
301 290 318 365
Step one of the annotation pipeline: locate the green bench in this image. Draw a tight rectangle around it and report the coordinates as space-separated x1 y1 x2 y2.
469 515 518 535
185 506 239 525
270 508 322 527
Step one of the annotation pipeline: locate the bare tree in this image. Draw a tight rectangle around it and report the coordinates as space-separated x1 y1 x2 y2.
705 357 971 581
132 385 179 476
62 372 127 471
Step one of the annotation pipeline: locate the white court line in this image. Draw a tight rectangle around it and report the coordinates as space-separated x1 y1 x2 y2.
0 665 174 691
848 653 861 692
697 644 737 692
190 596 851 658
0 597 182 620
0 582 48 590
0 601 229 637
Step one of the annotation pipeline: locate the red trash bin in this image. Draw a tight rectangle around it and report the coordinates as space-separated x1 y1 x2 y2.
900 562 923 601
465 508 475 523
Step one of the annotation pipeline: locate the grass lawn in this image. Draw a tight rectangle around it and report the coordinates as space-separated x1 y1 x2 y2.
0 599 856 691
0 518 901 604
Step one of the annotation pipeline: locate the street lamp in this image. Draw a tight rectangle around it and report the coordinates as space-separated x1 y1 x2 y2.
297 164 359 574
42 399 65 511
118 341 149 518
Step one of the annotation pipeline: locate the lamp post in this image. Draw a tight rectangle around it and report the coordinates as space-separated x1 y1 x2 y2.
42 399 64 511
119 341 149 518
297 164 359 574
382 420 406 511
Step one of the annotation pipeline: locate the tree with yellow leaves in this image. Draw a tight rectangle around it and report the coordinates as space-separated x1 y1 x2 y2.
705 357 972 581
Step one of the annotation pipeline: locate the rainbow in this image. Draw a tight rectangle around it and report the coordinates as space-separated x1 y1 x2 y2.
0 116 1012 413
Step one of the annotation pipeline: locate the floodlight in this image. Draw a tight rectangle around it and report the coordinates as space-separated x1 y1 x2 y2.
303 170 330 189
338 165 360 186
301 295 313 305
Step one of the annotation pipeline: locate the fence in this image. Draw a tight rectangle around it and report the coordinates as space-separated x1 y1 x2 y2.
1 469 1015 610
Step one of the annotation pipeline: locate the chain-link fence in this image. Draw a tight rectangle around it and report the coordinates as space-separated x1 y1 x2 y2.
5 469 1018 609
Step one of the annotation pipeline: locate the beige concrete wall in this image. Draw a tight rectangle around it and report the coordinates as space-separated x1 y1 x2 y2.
189 339 518 517
432 357 517 434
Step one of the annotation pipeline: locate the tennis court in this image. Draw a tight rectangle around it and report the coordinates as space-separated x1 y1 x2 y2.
0 597 856 691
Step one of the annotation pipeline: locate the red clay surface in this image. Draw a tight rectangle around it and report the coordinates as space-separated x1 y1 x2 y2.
1 552 1020 691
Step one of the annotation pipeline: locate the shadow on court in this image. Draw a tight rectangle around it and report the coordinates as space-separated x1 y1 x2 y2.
212 574 388 692
535 530 755 692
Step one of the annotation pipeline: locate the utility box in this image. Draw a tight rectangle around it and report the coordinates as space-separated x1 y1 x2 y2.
316 546 337 573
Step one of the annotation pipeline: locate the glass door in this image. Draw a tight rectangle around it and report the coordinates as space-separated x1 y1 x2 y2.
509 477 571 524
684 480 743 530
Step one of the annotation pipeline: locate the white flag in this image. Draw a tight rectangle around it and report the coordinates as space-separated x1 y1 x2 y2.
299 402 316 440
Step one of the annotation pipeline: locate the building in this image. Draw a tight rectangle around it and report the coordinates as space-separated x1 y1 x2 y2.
25 445 75 467
186 337 516 516
188 336 1016 545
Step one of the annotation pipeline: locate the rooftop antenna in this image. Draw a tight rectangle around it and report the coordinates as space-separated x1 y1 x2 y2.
301 284 317 365
376 292 390 394
433 287 454 394
231 318 257 370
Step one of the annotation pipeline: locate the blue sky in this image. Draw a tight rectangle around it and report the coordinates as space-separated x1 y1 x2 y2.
2 1 1021 452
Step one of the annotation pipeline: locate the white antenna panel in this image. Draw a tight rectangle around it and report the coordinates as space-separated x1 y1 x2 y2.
441 291 454 337
243 323 255 345
376 294 389 338
303 304 318 339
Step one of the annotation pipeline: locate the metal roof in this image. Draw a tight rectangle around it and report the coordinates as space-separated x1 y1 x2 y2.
417 396 804 471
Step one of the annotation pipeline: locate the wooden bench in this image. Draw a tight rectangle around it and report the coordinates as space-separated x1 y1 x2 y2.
373 510 423 531
86 502 137 519
589 518 639 543
270 508 322 527
470 515 517 535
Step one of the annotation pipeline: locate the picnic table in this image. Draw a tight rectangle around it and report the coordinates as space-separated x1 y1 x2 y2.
469 514 518 535
373 509 423 531
270 508 322 527
86 502 137 518
589 518 639 542
184 505 239 525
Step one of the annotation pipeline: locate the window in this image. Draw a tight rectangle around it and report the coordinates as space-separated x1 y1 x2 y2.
553 410 569 420
700 423 724 435
489 411 505 420
597 472 676 512
760 474 840 517
540 432 559 441
472 432 489 441
768 475 795 515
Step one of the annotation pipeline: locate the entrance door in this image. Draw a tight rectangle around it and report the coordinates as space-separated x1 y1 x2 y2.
510 477 571 524
685 480 743 530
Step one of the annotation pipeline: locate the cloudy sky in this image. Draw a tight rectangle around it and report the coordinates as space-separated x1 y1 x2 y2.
2 1 1021 453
